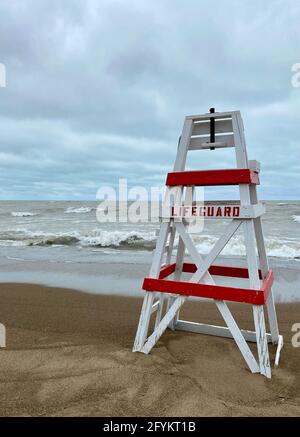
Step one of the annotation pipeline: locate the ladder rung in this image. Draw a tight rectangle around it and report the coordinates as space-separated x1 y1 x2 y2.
189 134 234 150
192 119 233 136
189 141 234 151
186 110 239 122
151 300 160 314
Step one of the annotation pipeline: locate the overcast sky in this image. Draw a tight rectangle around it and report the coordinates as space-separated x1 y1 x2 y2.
0 0 299 200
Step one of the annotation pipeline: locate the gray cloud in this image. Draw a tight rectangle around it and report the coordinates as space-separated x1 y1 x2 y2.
0 0 299 199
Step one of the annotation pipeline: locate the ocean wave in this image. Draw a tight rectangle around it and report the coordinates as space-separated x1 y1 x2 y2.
193 234 300 259
0 239 28 247
0 227 299 258
293 215 300 224
11 211 37 217
0 229 157 250
64 207 93 214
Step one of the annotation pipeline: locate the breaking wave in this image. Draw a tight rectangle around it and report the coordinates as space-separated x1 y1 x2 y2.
293 215 300 224
0 227 299 258
193 234 300 259
64 207 93 214
11 211 37 217
0 229 157 250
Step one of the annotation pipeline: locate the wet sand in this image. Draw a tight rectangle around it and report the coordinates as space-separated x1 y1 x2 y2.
0 283 299 416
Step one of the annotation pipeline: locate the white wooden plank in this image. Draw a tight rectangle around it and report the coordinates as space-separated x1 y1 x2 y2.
232 113 248 168
132 292 155 352
168 186 194 329
189 134 234 150
151 300 160 314
252 305 271 378
149 222 170 277
173 118 194 171
189 142 234 151
133 221 170 351
249 184 279 343
0 323 5 347
186 110 240 122
240 167 271 377
155 293 165 329
176 320 273 343
275 335 284 366
192 119 233 136
166 223 176 264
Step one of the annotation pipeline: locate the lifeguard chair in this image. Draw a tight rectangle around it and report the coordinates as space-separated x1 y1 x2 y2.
133 108 283 378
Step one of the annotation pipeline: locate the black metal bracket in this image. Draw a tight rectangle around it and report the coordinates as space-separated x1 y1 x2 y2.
209 107 215 150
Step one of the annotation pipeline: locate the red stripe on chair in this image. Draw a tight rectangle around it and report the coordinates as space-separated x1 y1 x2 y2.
166 169 260 186
183 263 263 280
160 263 263 280
159 263 176 279
144 268 273 305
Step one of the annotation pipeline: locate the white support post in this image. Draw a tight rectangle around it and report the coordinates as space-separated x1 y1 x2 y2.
133 292 156 352
244 218 272 378
249 184 280 344
235 111 272 378
133 222 170 352
175 320 273 343
0 323 6 348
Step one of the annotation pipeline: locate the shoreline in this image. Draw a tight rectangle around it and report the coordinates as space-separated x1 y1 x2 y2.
0 251 300 302
0 283 299 416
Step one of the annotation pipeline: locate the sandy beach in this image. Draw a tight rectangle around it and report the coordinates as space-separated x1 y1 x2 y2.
0 283 299 417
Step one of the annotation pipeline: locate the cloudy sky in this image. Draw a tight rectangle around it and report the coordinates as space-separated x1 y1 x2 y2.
0 0 299 200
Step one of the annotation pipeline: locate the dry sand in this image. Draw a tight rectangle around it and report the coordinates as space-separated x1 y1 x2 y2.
0 283 299 417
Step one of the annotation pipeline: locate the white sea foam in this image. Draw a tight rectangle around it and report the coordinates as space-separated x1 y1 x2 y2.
11 211 37 217
0 227 299 257
193 234 300 259
0 228 157 249
0 239 27 247
64 207 93 214
293 215 300 224
79 229 156 248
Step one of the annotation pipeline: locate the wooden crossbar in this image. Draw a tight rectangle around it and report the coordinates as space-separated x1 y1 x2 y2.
159 262 264 280
143 269 273 305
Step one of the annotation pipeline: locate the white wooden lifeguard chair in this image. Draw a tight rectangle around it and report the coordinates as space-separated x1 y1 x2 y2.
133 108 283 378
